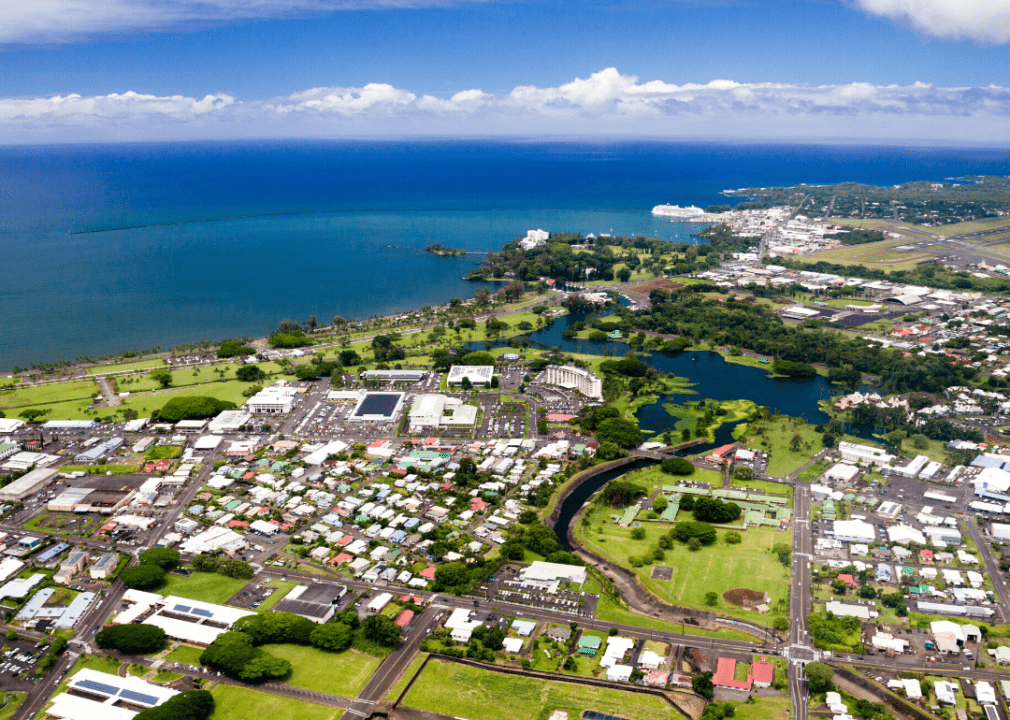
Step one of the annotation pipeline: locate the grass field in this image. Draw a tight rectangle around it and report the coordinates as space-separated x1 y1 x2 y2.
165 644 205 666
732 695 792 720
87 358 167 375
382 653 428 702
733 418 832 478
576 510 791 620
209 684 338 720
729 477 793 496
159 572 248 605
266 644 381 698
795 235 932 269
0 380 99 413
924 216 1010 237
403 660 679 720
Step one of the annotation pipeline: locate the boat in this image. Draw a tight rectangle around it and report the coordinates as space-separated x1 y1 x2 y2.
651 204 705 219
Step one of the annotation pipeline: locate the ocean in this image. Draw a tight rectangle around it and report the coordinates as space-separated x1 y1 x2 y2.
2 139 1009 370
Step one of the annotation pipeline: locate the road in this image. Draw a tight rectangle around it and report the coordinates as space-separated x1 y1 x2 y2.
787 484 813 720
964 518 1010 623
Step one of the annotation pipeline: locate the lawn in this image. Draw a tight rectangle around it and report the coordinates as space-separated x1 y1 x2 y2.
576 509 791 622
119 381 252 419
165 644 205 666
729 477 793 497
795 235 933 270
87 358 168 375
403 660 679 720
731 694 792 720
266 644 381 698
382 653 428 703
0 693 25 720
0 379 99 413
159 572 248 605
209 684 338 720
734 418 834 478
795 460 830 483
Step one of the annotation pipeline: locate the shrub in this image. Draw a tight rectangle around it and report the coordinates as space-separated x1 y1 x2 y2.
660 457 695 475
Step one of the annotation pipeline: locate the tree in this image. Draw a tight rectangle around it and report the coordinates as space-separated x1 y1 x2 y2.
518 510 538 524
338 349 361 366
19 409 46 422
155 396 236 422
200 632 290 683
672 520 716 545
120 564 166 590
4 630 16 641
236 365 266 382
362 614 402 647
803 662 835 694
693 498 741 524
660 457 695 475
233 612 316 646
617 267 632 282
134 690 215 720
631 528 646 540
653 496 669 512
725 531 742 544
595 417 643 448
139 547 180 571
693 671 715 699
96 624 167 654
309 623 353 652
149 368 174 388
705 592 719 606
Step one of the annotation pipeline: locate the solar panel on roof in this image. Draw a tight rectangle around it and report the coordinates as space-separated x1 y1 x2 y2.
76 679 120 695
173 604 193 613
119 689 159 705
191 608 213 618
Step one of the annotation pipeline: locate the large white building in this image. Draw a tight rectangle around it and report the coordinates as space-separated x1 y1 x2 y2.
447 365 495 387
832 519 876 543
838 441 894 466
244 385 300 414
48 668 180 720
0 467 59 502
408 395 478 430
519 229 550 250
543 365 603 401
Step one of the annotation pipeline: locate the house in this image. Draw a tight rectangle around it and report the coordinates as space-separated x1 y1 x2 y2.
606 665 633 683
836 574 858 588
977 682 996 705
638 650 664 670
713 657 752 691
577 635 602 656
935 681 957 706
749 658 775 688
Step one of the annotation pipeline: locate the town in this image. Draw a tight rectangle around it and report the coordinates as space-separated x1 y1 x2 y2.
8 213 1010 720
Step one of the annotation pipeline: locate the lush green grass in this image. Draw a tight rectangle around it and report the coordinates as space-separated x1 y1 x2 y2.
404 659 679 720
71 655 124 677
735 418 829 478
209 684 338 720
0 379 99 412
577 508 790 621
730 477 793 496
0 693 25 720
795 460 830 483
87 358 168 375
159 572 248 605
145 446 183 460
732 695 792 720
925 216 1010 237
59 464 140 475
796 235 932 269
165 644 205 666
152 670 184 684
266 644 380 698
382 653 428 702
592 585 756 642
119 380 252 420
128 664 148 678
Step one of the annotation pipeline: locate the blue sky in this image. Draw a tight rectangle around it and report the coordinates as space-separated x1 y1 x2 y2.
3 0 1010 142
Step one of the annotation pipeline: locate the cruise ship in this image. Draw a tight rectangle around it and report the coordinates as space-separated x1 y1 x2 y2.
651 203 705 219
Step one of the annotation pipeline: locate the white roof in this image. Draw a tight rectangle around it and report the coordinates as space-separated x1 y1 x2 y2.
49 695 137 720
144 615 226 645
832 519 876 543
502 637 523 653
447 365 494 384
519 561 587 585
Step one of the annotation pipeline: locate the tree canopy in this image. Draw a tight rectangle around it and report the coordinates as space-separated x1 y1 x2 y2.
595 417 643 448
95 624 167 654
660 457 695 475
155 396 236 423
139 547 180 571
134 690 214 720
120 564 166 590
362 614 402 647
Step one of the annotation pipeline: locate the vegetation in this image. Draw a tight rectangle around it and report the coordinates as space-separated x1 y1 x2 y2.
120 564 166 590
133 690 214 720
153 396 236 423
95 625 167 655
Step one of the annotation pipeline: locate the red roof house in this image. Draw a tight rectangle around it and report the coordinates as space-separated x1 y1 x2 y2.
394 609 414 628
419 567 436 579
712 657 752 691
837 573 858 588
470 498 489 512
748 657 775 688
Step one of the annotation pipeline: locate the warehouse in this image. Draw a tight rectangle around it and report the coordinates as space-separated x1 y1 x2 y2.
348 392 406 422
0 467 59 502
74 437 124 462
273 583 347 623
361 370 426 383
832 519 877 543
48 487 134 514
207 410 252 433
245 385 300 414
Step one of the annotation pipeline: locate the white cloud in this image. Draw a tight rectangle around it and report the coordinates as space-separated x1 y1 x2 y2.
6 69 1010 143
0 0 495 43
851 0 1010 44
